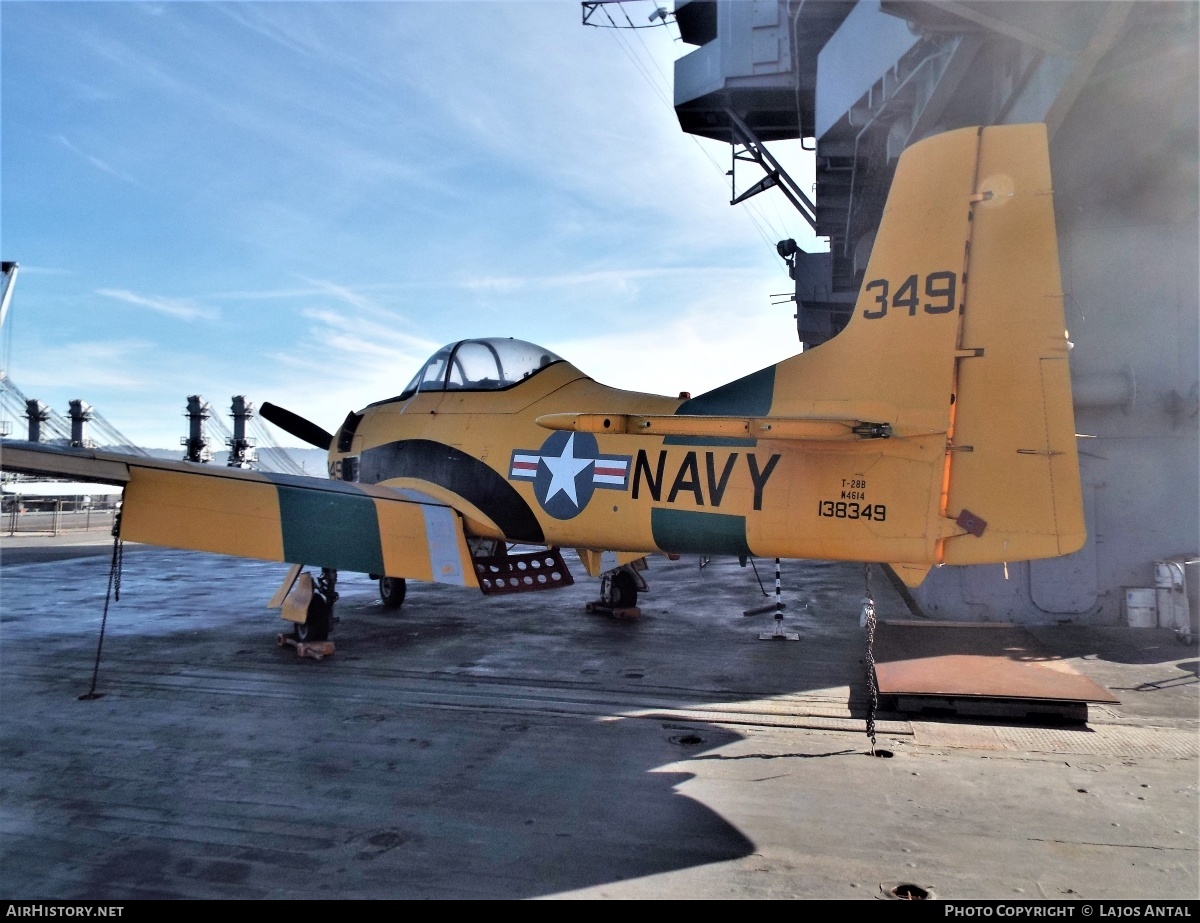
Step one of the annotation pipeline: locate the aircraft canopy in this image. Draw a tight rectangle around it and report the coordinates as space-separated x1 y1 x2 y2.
402 338 563 397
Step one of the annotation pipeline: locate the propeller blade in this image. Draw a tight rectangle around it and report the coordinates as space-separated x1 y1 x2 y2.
260 402 333 450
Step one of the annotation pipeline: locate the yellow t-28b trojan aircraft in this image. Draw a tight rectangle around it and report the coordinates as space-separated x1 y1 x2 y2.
1 124 1085 641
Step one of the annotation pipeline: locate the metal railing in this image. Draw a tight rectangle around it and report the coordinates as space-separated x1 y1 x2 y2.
4 502 117 536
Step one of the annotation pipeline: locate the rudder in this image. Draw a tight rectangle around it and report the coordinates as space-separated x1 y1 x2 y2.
939 123 1085 564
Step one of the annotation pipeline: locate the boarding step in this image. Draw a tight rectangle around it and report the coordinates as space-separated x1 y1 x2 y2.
475 546 575 595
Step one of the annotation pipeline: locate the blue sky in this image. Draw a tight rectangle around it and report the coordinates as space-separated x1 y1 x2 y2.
2 1 820 449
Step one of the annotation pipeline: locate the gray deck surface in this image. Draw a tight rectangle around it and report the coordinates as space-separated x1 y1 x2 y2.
1 532 1196 900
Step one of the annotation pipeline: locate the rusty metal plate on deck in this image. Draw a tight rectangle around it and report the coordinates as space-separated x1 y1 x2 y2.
874 623 1119 704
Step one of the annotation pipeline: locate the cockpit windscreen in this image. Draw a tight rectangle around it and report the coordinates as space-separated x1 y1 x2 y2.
400 338 563 398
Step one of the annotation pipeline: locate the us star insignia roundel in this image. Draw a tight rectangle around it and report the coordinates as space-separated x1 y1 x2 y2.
509 432 631 519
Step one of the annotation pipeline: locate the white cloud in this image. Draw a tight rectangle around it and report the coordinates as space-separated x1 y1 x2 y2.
459 267 674 297
547 302 801 398
254 299 441 432
11 339 158 391
294 276 402 316
95 288 219 322
55 134 142 186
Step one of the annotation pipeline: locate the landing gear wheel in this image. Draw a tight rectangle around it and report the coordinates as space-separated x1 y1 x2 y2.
379 576 407 610
606 569 639 609
294 595 332 643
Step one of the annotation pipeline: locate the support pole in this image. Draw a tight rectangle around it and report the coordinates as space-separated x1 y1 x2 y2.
759 558 799 641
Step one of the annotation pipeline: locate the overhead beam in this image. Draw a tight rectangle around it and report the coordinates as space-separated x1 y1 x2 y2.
1045 2 1133 138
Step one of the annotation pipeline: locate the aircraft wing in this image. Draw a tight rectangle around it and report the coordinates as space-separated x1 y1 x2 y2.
0 440 479 587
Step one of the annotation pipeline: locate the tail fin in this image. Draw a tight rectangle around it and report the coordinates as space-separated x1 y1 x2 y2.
768 123 1084 565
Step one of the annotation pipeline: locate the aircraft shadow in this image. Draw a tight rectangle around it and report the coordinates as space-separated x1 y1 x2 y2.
0 548 814 898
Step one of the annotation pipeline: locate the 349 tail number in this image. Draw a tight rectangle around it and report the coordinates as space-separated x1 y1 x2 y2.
863 272 958 319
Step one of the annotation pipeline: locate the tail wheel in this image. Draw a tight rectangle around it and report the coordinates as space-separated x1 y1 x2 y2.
606 570 639 609
379 576 407 610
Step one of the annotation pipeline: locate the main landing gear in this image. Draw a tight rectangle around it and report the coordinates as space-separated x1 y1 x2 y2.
601 568 640 609
276 566 339 657
294 567 338 643
378 576 407 610
587 563 647 618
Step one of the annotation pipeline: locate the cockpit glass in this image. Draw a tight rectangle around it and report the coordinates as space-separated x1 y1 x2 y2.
400 338 562 398
446 340 503 389
401 344 455 396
